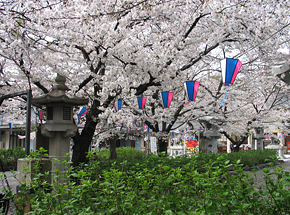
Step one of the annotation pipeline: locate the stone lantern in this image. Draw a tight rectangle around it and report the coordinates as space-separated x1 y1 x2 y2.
252 127 265 150
32 74 89 160
199 119 221 153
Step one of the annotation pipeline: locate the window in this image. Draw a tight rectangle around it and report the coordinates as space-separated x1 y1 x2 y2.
47 106 53 120
63 107 71 120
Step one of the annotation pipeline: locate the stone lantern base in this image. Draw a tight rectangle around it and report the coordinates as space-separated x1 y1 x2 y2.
265 145 286 159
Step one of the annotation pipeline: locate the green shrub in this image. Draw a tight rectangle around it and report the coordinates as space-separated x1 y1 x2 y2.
116 147 146 160
14 149 288 214
90 149 278 174
92 148 110 161
93 147 145 161
15 152 290 214
224 149 277 167
0 147 26 170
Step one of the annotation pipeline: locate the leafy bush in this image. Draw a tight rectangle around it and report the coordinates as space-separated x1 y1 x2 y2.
89 149 277 175
14 149 289 214
224 149 277 167
92 147 145 161
0 147 26 170
93 147 276 169
115 147 146 160
92 148 110 161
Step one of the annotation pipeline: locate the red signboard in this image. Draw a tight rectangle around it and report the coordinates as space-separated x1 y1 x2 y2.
287 141 290 150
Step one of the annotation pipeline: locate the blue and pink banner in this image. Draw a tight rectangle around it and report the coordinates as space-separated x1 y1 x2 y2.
221 58 242 86
77 107 87 124
38 110 43 121
137 97 147 109
114 100 122 111
161 92 174 108
9 122 13 134
184 81 200 106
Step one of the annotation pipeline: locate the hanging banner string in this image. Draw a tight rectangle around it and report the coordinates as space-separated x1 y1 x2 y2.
220 86 229 107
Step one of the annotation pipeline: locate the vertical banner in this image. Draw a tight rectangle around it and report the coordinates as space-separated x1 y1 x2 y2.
38 110 43 121
150 137 157 155
161 92 174 108
77 107 88 124
287 141 290 150
184 81 200 106
114 100 122 111
137 97 147 109
9 122 13 135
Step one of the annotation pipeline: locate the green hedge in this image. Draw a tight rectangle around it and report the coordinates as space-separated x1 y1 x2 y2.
92 147 145 161
14 148 290 214
92 148 277 172
0 147 26 170
224 149 277 167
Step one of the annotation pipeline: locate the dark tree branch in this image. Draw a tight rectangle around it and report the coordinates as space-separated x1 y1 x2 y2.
183 13 210 39
179 35 241 72
199 83 222 100
131 71 161 96
113 54 138 68
267 85 282 110
34 81 49 93
165 104 184 132
77 75 94 93
75 45 106 93
74 45 93 62
252 103 259 113
126 16 151 29
0 64 11 87
216 80 223 96
180 42 219 71
220 131 248 146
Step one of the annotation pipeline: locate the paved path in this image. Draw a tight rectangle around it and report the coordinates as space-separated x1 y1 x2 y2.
0 171 18 194
248 154 290 190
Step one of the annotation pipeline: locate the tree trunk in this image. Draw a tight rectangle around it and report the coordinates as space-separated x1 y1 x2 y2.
220 131 248 153
158 137 168 154
71 84 122 167
72 118 97 167
144 139 148 156
233 145 240 152
109 136 117 159
72 96 99 167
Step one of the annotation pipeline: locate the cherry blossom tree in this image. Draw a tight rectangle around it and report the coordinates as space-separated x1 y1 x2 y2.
1 0 290 164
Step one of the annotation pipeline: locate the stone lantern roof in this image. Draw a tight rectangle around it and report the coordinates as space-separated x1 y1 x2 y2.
32 74 89 106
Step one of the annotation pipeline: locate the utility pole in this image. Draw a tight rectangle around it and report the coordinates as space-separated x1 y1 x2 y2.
25 90 32 155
